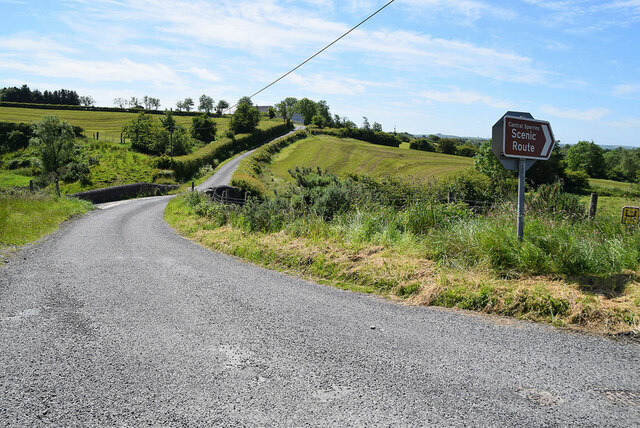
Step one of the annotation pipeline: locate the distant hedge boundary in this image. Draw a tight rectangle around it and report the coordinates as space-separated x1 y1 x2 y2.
0 101 209 117
310 127 400 147
170 122 294 181
70 182 178 204
231 129 309 197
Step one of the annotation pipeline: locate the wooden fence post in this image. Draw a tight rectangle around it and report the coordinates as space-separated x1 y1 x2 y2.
191 181 195 192
29 179 34 193
589 193 598 219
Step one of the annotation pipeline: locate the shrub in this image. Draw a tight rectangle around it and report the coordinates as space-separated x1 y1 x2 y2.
527 181 586 220
409 138 435 152
564 169 590 192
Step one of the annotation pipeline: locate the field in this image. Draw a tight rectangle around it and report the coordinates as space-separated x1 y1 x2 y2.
590 177 636 195
0 107 287 192
0 107 198 142
269 135 473 183
0 106 284 143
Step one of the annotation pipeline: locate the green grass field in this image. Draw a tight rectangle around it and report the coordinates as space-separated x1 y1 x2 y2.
0 170 32 187
0 106 203 142
270 135 473 183
590 177 636 194
0 106 284 143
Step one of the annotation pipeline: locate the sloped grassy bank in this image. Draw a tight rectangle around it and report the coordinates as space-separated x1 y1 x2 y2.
166 171 640 335
1 190 92 259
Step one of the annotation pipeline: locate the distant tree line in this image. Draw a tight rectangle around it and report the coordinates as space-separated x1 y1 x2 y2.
0 84 93 106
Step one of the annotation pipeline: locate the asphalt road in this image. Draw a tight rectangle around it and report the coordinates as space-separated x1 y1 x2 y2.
1 167 639 426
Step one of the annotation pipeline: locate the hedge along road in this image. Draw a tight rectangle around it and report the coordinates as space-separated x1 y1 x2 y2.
197 124 305 190
1 171 639 425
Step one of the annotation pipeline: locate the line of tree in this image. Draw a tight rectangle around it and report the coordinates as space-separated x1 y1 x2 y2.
410 134 480 158
0 84 91 106
113 96 160 110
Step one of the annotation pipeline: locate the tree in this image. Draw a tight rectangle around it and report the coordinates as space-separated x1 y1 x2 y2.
215 99 229 116
566 140 606 178
175 100 184 112
316 100 331 125
473 140 514 183
130 96 141 108
160 109 176 132
230 102 260 134
276 97 297 123
199 94 214 114
372 122 383 133
295 98 317 125
437 138 458 155
150 97 161 110
237 96 253 107
29 115 76 194
122 112 154 153
191 113 217 143
267 106 276 119
526 143 567 186
79 95 95 107
183 98 194 112
113 97 126 108
312 114 326 128
361 117 371 131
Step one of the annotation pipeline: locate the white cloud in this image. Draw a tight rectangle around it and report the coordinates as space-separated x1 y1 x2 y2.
613 84 640 97
540 105 610 121
286 73 386 95
0 35 78 53
188 67 221 83
419 88 509 109
0 54 179 84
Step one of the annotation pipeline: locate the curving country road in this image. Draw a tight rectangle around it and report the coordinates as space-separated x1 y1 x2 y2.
196 124 305 191
1 150 639 425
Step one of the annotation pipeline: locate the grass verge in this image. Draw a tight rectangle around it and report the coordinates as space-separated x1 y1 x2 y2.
165 193 640 335
0 191 93 258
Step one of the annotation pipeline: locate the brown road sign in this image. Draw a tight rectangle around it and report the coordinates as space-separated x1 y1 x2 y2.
503 116 555 160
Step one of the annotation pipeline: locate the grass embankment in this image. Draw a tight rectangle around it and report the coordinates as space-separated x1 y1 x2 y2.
165 190 640 335
270 135 472 185
166 134 640 334
0 191 92 256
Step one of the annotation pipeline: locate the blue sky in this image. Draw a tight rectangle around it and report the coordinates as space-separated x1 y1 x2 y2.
0 0 638 146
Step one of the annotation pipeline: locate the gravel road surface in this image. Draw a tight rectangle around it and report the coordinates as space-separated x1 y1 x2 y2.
1 183 639 425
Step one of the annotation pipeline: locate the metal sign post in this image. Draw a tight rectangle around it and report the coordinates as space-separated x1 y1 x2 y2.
492 112 555 242
517 159 526 241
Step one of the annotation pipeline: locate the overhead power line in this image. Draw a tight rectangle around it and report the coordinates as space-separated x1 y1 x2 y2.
228 0 397 111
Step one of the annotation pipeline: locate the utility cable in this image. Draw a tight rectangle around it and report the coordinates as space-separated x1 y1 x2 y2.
227 0 397 111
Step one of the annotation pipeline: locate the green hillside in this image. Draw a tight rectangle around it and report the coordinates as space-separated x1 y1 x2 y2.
0 107 202 142
0 106 286 192
270 135 473 183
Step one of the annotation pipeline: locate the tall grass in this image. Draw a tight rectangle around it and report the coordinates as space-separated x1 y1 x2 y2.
186 171 640 278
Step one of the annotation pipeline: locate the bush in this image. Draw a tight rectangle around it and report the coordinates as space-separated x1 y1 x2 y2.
527 181 586 220
564 169 590 192
60 161 91 185
409 138 435 152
